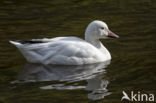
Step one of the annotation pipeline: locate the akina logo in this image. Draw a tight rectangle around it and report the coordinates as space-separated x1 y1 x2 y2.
121 91 155 102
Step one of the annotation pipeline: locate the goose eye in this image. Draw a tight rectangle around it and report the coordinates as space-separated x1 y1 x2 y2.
101 27 104 30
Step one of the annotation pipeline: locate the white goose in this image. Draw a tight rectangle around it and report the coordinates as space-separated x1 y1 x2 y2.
10 20 119 65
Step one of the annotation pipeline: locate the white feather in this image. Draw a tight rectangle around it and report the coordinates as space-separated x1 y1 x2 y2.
10 20 115 65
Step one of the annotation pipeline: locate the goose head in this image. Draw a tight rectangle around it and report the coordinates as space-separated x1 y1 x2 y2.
85 20 119 42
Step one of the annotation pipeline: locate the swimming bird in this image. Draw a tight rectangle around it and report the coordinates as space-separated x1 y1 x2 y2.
10 20 119 65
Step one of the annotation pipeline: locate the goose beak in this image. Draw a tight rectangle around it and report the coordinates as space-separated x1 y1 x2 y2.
108 30 119 38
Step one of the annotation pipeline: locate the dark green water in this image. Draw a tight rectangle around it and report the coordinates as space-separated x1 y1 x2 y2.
0 0 156 103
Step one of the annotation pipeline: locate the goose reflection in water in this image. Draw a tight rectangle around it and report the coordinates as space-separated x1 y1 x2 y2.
15 60 111 100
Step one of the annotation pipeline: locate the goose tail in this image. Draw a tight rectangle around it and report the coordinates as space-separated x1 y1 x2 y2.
9 40 23 47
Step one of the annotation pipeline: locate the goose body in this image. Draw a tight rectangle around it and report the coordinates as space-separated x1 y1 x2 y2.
10 20 119 65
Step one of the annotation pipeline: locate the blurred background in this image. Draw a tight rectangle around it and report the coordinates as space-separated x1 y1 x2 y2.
0 0 156 103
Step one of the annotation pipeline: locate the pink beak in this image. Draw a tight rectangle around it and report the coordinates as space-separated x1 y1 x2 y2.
108 30 119 38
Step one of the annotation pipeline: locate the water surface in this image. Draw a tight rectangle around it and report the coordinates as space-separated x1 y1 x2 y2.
0 0 156 103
